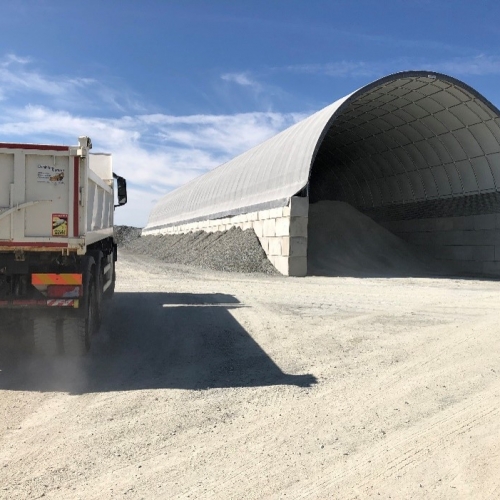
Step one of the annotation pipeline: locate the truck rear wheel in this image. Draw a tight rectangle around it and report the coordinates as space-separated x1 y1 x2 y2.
62 283 94 356
62 259 96 356
33 315 58 356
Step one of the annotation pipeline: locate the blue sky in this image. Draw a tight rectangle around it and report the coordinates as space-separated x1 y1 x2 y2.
1 0 500 226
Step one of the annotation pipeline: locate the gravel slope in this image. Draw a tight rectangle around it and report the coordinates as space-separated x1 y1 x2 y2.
121 226 278 275
1 251 499 499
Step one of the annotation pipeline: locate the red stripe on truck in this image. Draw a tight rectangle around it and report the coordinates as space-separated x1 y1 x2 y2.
73 157 79 237
0 242 68 247
0 143 69 151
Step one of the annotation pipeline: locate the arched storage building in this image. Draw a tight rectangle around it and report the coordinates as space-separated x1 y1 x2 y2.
143 71 500 277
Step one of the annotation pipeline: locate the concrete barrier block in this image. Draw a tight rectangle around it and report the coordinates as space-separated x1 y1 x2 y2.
263 218 276 237
401 220 420 232
258 236 270 253
483 261 500 276
258 210 271 220
282 236 308 257
253 220 264 238
433 230 467 246
453 216 475 230
289 236 307 257
474 214 496 230
434 218 454 231
494 229 500 245
416 219 434 231
270 255 289 275
401 231 433 246
442 245 494 262
288 256 307 277
495 245 500 261
289 217 308 237
275 217 291 236
268 238 282 256
268 207 284 219
289 196 309 217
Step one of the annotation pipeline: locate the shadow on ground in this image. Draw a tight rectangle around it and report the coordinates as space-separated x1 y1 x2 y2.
0 293 316 394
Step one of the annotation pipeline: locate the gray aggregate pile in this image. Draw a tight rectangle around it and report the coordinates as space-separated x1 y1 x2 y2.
114 226 143 246
120 227 278 275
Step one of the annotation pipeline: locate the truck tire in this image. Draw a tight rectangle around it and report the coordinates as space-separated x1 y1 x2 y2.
33 315 58 356
104 255 115 300
88 250 103 329
62 258 96 356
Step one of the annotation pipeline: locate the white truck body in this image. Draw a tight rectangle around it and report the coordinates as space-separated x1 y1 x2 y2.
0 137 114 253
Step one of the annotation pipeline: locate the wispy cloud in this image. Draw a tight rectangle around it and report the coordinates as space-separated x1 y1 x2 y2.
142 111 303 156
0 53 94 100
0 53 141 112
426 54 500 76
283 54 500 79
284 61 382 78
221 72 261 89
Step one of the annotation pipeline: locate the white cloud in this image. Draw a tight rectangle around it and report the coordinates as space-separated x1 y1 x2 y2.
221 72 261 89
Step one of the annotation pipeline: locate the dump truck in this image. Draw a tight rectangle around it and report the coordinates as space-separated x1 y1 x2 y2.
0 136 127 355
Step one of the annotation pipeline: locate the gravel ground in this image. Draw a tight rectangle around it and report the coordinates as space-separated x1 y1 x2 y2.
120 226 278 275
1 252 499 499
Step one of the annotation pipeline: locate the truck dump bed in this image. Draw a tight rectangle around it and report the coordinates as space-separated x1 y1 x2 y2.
0 137 114 254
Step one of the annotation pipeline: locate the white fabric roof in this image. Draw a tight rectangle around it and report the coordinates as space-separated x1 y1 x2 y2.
145 71 500 230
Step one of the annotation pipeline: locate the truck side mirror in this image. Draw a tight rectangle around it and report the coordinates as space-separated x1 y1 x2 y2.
113 174 127 207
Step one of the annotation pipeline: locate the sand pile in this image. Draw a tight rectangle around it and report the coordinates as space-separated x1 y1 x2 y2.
307 201 448 277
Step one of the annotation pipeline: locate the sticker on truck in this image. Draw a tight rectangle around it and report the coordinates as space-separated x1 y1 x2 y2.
52 213 68 236
37 164 65 184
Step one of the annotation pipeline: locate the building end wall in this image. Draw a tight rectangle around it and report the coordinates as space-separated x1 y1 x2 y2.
381 213 500 277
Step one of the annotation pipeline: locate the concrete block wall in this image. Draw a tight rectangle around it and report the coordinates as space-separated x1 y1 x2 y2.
144 196 309 276
381 213 500 277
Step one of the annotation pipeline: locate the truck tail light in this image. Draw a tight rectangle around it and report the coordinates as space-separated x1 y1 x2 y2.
47 285 82 298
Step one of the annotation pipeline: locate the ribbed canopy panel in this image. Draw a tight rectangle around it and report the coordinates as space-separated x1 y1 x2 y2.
310 74 500 208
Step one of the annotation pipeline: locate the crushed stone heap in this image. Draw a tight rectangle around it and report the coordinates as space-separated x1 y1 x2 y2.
119 226 278 275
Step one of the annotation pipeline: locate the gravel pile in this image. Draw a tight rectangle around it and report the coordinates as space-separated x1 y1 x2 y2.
114 226 142 246
120 226 278 275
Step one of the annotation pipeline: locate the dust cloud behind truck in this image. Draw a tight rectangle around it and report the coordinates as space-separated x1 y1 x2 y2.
0 136 127 355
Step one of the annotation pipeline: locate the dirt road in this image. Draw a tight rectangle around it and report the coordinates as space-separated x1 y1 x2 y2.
1 251 499 499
